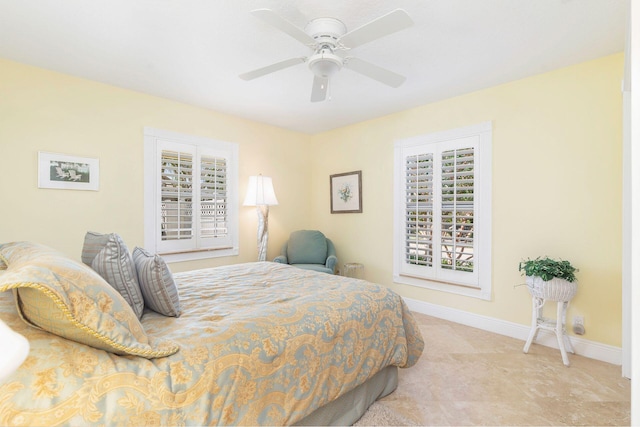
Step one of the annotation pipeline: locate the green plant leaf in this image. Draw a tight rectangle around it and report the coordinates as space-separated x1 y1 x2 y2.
519 256 578 282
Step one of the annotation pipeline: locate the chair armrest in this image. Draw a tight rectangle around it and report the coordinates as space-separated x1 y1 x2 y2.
325 239 338 273
273 255 288 264
326 239 337 257
325 255 338 273
273 241 289 264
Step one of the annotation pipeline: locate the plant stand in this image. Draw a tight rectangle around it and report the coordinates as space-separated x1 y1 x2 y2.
523 276 578 366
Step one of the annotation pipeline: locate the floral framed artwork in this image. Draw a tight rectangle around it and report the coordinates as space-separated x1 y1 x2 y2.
330 170 362 213
38 151 100 191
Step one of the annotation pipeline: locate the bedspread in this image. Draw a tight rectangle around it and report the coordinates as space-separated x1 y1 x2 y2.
0 262 424 426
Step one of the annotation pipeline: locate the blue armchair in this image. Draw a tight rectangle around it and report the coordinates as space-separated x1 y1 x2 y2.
273 230 337 274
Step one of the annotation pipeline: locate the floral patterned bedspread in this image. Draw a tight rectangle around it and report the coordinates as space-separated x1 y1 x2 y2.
0 262 424 426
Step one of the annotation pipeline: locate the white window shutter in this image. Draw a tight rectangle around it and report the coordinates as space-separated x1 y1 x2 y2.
437 142 479 286
160 150 194 242
394 122 491 299
144 127 239 262
404 152 434 268
440 147 474 272
198 150 232 249
157 143 196 254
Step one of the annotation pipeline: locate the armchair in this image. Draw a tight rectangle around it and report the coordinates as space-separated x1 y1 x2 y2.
273 230 337 274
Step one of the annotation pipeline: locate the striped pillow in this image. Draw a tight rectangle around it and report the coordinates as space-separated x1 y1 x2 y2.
133 247 181 317
81 231 111 266
83 232 145 319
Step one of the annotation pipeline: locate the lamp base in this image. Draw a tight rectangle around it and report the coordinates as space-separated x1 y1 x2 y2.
255 205 269 262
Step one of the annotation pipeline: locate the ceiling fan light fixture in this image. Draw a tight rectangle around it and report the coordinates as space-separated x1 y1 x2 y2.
308 51 343 78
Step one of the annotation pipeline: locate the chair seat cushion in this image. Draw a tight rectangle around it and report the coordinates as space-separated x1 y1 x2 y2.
290 263 333 274
287 230 327 265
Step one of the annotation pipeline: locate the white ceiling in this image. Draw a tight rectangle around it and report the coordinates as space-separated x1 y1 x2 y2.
0 0 628 134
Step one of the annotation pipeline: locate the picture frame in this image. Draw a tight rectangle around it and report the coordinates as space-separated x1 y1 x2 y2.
38 151 100 191
330 170 362 213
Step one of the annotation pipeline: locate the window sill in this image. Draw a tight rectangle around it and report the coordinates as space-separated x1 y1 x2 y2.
394 273 491 301
160 247 238 264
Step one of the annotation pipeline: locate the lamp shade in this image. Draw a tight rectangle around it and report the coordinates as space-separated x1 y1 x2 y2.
243 175 278 206
0 319 29 382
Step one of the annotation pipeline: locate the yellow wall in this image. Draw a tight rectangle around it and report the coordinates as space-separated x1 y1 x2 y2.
0 53 623 346
311 53 623 346
0 58 313 271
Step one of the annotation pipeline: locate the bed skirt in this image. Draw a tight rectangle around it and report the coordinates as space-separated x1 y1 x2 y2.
295 366 398 426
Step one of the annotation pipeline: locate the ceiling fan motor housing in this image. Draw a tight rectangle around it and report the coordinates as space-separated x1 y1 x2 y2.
305 17 346 78
305 17 347 44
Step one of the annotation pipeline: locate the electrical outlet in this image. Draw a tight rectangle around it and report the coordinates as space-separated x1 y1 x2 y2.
573 316 584 326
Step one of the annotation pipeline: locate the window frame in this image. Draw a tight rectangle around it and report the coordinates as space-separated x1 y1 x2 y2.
143 127 239 263
393 122 492 300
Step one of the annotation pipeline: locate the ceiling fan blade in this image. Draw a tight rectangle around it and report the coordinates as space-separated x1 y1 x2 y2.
339 9 413 49
239 57 305 81
344 57 406 88
310 76 329 102
251 9 316 46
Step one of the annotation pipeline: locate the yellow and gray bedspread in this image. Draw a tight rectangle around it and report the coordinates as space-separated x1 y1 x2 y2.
0 262 424 426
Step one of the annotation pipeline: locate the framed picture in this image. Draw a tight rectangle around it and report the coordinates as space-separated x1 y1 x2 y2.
330 170 362 213
38 152 100 191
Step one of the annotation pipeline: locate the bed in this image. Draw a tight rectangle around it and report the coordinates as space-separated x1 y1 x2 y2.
0 241 424 426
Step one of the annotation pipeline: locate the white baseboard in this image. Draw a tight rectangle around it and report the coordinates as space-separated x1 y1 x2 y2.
404 297 622 366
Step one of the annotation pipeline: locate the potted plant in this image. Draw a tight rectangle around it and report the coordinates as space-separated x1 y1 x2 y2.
519 256 578 301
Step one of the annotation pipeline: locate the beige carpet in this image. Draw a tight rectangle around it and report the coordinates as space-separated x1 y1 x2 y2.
353 402 414 426
364 312 630 426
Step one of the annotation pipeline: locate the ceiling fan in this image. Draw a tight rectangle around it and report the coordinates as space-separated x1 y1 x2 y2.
239 8 413 102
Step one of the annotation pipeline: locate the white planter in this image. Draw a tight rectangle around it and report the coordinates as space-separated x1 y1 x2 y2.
525 276 578 302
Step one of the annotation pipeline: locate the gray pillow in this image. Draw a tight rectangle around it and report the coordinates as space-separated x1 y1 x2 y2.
133 247 181 317
84 232 145 319
81 231 111 266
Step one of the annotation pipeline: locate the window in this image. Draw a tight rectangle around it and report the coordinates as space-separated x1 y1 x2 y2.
394 122 492 300
144 127 239 262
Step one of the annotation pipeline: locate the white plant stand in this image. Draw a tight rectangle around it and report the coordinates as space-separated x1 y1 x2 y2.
523 276 578 366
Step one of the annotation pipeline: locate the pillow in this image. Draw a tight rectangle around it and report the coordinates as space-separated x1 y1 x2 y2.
81 231 111 266
83 232 145 319
287 230 328 265
0 241 178 358
132 247 181 317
